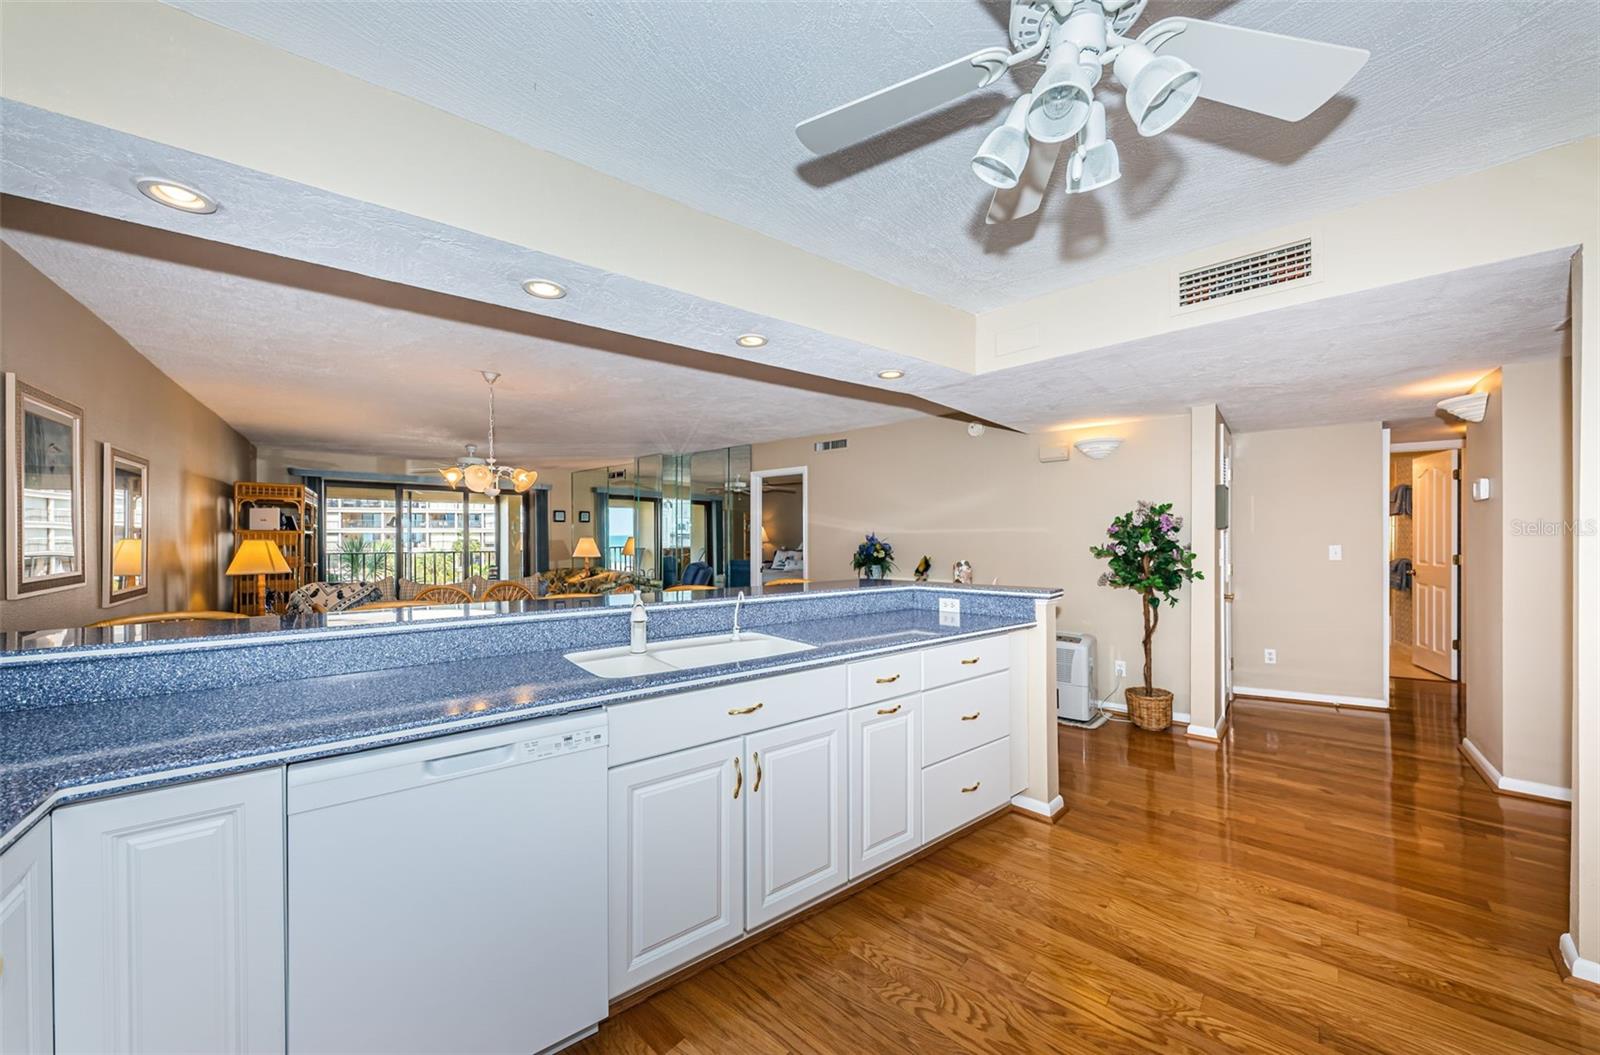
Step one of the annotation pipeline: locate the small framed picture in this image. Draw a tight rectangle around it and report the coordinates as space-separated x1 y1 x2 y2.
552 509 567 523
578 510 592 524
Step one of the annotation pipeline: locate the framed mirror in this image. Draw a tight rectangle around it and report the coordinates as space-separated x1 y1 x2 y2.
5 374 86 599
103 445 150 606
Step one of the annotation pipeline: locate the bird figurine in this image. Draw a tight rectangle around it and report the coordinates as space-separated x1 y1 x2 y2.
914 556 931 582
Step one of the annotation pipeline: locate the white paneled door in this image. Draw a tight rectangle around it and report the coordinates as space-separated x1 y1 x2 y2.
848 700 921 879
745 713 848 929
1412 450 1459 679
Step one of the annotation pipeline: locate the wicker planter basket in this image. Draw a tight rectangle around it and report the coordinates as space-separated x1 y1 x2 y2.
1125 687 1174 732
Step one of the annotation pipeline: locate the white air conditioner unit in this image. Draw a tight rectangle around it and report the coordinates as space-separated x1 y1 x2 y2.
1056 632 1097 722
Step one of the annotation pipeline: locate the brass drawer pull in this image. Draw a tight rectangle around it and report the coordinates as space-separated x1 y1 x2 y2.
728 702 764 716
752 751 763 793
960 711 981 721
876 704 902 715
733 755 743 799
875 673 901 684
960 781 981 793
960 657 980 666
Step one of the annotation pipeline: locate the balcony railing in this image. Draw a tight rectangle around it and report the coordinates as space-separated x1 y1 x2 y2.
328 549 498 585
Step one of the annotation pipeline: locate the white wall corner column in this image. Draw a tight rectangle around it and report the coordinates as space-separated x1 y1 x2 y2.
1187 405 1222 740
1011 598 1062 820
1567 246 1600 987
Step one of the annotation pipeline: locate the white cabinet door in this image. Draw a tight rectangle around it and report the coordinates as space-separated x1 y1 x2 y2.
1 818 52 1055
609 738 745 997
849 699 921 880
53 770 286 1055
745 712 848 929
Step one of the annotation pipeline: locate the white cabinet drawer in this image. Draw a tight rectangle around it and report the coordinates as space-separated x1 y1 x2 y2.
609 665 846 767
922 634 1010 689
922 673 1009 766
846 653 923 708
922 738 1010 843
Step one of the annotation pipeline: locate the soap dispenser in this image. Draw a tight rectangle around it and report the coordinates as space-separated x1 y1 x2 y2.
629 593 649 654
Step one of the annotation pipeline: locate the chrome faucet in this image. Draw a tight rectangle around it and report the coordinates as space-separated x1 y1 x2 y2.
732 591 745 642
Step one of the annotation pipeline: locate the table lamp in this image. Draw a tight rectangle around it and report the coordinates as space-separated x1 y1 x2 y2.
573 536 601 573
227 539 291 615
111 537 144 585
622 536 635 570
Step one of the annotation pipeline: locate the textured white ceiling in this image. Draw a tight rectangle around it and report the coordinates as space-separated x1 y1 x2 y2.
932 248 1574 433
166 0 1600 312
0 226 926 468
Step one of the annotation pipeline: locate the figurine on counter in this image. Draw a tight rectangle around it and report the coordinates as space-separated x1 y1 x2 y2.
952 560 973 584
913 556 931 581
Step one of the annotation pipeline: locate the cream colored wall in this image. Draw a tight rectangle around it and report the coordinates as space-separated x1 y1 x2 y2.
1230 422 1387 703
760 485 803 555
753 414 1197 715
1 243 255 633
1464 370 1508 771
1463 357 1573 790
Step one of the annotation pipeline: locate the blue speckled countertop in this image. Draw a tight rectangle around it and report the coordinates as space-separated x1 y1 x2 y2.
0 607 1034 850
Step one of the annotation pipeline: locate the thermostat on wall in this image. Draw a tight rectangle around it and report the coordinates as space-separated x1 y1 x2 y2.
1470 478 1493 502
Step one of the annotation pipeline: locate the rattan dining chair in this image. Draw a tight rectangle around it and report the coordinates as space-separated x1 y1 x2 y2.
413 584 474 605
480 581 534 602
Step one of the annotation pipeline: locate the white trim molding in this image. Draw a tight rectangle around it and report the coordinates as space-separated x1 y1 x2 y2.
1390 440 1464 452
1460 737 1574 803
1232 686 1389 710
1096 700 1194 725
1560 933 1600 986
1186 725 1221 741
1010 794 1065 821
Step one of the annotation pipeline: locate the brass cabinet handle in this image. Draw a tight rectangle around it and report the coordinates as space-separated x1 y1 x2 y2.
960 781 981 793
1224 592 1236 602
960 657 980 666
728 702 764 716
960 711 981 721
875 673 901 684
876 704 901 715
753 751 763 793
732 755 743 799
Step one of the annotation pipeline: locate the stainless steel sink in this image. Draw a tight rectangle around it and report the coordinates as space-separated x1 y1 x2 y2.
565 632 814 679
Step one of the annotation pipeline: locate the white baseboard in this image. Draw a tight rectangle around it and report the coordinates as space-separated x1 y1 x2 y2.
1010 794 1064 820
1232 686 1389 710
1186 724 1220 740
1096 700 1193 725
1560 933 1600 985
1460 737 1573 803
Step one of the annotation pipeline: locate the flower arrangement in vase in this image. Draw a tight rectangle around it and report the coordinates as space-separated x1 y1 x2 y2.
851 533 895 581
1088 501 1202 731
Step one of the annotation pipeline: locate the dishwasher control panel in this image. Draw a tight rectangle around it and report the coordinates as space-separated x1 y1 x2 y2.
522 725 608 760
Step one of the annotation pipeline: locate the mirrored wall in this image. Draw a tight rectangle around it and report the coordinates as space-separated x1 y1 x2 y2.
569 446 751 588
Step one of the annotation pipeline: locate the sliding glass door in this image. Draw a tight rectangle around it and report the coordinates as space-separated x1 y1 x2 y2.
323 481 535 586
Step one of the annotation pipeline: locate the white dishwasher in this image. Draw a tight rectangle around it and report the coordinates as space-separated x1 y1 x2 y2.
288 711 609 1055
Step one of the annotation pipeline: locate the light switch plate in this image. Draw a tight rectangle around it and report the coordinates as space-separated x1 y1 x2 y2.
1328 544 1343 561
1114 660 1127 677
1264 648 1277 665
938 597 960 616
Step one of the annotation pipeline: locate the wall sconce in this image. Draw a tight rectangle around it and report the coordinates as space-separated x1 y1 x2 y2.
1437 392 1489 423
1074 437 1124 460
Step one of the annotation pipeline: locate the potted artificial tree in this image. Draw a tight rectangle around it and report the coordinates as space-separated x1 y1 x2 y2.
1089 501 1202 731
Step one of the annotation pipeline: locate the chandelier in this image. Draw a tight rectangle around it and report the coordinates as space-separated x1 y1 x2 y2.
438 371 538 497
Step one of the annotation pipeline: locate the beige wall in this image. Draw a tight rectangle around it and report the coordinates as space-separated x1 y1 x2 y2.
754 414 1197 715
1463 357 1573 790
1 243 255 632
1230 422 1387 703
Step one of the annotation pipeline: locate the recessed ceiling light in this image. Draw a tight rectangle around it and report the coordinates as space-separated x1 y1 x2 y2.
735 334 768 348
522 279 567 300
876 369 905 380
135 178 217 214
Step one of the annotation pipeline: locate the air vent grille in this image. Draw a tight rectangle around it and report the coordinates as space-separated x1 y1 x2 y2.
1178 239 1312 308
813 438 848 452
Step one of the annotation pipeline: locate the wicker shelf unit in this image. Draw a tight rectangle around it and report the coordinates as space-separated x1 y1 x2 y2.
232 482 320 614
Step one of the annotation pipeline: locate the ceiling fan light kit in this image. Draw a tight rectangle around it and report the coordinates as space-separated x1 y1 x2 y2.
437 371 538 497
797 0 1369 224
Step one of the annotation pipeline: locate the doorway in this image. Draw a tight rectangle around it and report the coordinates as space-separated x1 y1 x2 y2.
1387 443 1461 681
750 467 808 592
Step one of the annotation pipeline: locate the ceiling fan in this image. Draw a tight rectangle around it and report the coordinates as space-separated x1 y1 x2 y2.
795 0 1369 223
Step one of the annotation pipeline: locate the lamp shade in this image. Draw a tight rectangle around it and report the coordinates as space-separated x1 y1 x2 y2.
761 525 771 544
572 537 601 560
111 537 144 577
226 539 291 577
622 536 636 556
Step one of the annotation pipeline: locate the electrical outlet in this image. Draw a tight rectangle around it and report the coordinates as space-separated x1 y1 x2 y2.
1264 648 1277 665
1114 660 1127 677
938 597 960 616
1328 544 1342 561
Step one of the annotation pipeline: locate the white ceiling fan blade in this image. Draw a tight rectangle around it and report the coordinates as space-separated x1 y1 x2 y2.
1138 18 1369 122
986 139 1063 224
796 47 1012 155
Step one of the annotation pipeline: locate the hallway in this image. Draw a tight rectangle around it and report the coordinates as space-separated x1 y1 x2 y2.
581 682 1597 1053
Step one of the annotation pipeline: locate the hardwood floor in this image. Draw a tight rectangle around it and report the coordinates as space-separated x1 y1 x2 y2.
576 680 1598 1053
